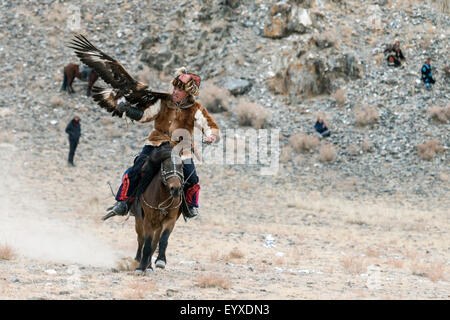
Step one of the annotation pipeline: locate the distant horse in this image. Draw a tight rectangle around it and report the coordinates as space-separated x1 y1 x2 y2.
102 145 185 274
61 63 98 96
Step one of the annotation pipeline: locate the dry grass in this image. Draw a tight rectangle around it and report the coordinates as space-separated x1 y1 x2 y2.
355 105 379 126
289 133 319 153
417 139 445 161
280 145 293 162
235 100 271 129
199 82 231 113
362 138 373 153
123 280 157 299
318 143 336 163
333 88 347 108
365 248 380 258
195 273 231 289
347 143 360 156
0 244 15 261
425 263 446 283
341 256 367 275
410 261 447 283
374 53 384 66
230 248 244 259
50 95 66 108
114 257 139 272
387 258 404 269
429 105 450 123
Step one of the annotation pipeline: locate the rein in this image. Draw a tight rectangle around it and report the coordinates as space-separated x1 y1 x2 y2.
142 193 182 217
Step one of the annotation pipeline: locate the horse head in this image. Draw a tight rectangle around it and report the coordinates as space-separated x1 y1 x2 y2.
160 154 183 198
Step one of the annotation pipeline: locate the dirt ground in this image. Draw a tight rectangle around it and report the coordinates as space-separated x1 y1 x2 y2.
0 142 448 300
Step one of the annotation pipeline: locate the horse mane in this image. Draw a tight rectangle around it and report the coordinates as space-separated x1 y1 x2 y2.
133 144 173 202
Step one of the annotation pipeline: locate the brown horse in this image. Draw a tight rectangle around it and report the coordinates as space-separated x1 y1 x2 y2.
61 63 99 96
133 150 185 274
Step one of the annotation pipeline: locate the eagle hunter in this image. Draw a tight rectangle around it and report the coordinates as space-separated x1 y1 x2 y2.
67 34 220 221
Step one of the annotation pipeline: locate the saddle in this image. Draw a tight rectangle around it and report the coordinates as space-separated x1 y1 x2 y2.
127 147 193 221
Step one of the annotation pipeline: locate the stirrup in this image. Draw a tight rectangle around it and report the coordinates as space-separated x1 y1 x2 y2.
109 201 129 215
184 206 198 220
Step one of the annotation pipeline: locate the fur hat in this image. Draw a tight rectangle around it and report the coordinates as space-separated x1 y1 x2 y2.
172 66 201 96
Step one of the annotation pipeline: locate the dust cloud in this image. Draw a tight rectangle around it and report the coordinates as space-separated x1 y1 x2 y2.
0 143 118 267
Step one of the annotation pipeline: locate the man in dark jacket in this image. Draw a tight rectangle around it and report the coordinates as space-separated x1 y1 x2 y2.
421 58 435 90
314 117 330 138
65 116 81 166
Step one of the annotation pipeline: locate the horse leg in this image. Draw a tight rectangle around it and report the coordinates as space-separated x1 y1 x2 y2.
61 69 67 91
136 235 153 274
68 77 75 94
134 216 144 263
86 72 98 97
155 218 177 269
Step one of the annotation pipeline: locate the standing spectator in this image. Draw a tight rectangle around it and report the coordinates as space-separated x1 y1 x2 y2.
65 116 81 166
385 40 406 67
314 117 330 138
421 58 435 90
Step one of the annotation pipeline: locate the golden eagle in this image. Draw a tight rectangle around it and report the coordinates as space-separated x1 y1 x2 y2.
68 34 170 117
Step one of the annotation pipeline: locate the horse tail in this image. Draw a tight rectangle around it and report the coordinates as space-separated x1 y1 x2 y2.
61 67 67 90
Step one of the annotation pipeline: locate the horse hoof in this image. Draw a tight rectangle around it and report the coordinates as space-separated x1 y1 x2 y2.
145 268 153 274
134 269 144 276
155 260 166 269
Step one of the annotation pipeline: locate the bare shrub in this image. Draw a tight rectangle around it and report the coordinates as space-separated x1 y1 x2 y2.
417 139 445 161
223 247 245 262
114 257 139 272
333 88 347 108
199 82 231 113
362 138 373 152
425 263 447 283
387 259 404 269
50 95 65 108
235 100 271 129
429 105 450 123
365 248 380 258
280 145 293 162
195 273 231 289
0 243 15 261
355 105 379 126
318 143 336 163
123 280 156 299
341 256 366 275
410 261 446 282
347 143 360 156
289 133 319 153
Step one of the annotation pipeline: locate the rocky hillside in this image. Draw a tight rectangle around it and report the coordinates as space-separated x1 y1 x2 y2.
0 0 448 203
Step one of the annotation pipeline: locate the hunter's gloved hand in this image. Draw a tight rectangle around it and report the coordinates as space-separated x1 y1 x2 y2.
118 101 143 121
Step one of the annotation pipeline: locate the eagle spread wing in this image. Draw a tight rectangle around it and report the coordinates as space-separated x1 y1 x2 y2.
68 34 170 117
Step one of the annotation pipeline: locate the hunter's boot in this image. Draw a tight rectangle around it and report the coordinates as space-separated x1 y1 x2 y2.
107 201 129 216
182 184 200 219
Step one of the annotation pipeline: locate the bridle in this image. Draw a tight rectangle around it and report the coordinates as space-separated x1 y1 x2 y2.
142 155 184 216
161 155 184 187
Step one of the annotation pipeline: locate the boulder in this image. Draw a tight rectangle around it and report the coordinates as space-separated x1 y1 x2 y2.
222 78 253 96
263 2 312 39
